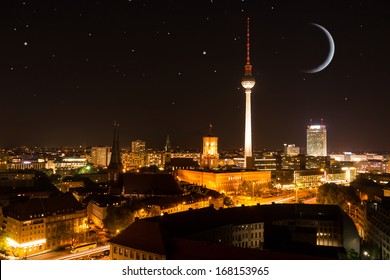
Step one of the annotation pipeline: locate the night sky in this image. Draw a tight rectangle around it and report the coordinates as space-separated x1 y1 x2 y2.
0 0 389 152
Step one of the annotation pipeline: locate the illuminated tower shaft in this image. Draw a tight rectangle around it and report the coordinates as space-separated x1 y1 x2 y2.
245 89 252 158
241 17 256 169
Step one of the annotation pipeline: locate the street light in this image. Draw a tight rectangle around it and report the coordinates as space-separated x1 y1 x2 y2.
347 202 351 216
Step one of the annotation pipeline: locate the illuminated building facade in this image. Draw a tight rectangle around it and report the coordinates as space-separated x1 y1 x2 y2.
87 195 126 229
7 160 46 170
292 168 356 188
232 222 265 249
146 150 164 168
201 126 219 169
281 154 306 170
177 169 271 194
131 140 146 153
241 18 256 169
306 123 327 157
283 144 300 156
122 150 146 171
358 198 390 259
3 193 88 258
52 157 88 173
305 155 330 169
91 146 111 167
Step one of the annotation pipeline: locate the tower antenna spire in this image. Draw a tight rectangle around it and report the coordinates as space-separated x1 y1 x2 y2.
209 123 213 136
245 17 252 76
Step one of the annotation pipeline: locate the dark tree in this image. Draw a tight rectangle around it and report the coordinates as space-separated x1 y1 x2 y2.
103 205 135 232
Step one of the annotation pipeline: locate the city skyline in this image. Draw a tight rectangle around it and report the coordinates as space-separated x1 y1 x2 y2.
0 1 389 152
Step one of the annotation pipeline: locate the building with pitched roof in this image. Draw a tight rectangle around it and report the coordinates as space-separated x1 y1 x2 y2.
122 173 183 197
108 204 359 260
3 192 88 258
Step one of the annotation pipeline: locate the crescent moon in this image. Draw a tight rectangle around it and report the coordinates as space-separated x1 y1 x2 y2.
303 23 335 73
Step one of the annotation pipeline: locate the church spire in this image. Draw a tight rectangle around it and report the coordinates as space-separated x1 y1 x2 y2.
164 134 171 152
108 121 123 182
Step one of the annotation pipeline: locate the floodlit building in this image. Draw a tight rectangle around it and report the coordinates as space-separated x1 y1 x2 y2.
201 125 219 169
284 144 300 156
306 121 327 157
91 146 111 167
3 192 88 258
177 169 271 194
7 159 46 170
120 140 147 170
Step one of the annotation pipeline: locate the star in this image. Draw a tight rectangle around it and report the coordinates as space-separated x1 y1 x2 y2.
24 42 28 46
203 51 207 55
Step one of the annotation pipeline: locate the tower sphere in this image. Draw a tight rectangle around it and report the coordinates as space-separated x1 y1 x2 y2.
241 76 256 91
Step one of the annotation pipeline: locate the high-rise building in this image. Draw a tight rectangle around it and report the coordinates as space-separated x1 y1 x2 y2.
241 17 256 169
131 140 146 153
91 146 111 167
201 124 219 169
306 121 327 157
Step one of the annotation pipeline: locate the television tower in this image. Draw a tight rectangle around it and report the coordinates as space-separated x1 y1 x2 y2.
241 17 256 169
